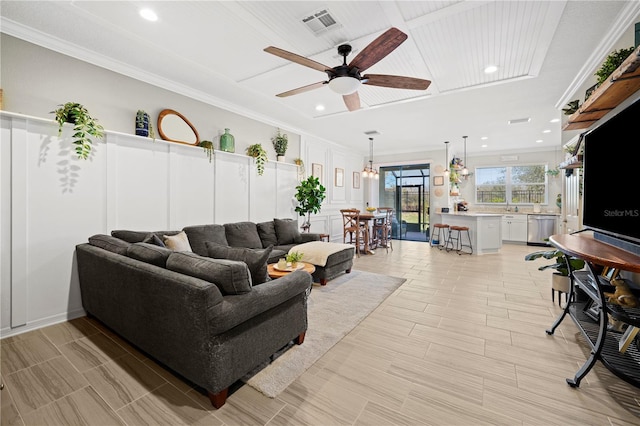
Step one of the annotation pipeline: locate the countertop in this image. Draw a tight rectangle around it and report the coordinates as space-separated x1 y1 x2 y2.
439 211 560 216
440 212 503 217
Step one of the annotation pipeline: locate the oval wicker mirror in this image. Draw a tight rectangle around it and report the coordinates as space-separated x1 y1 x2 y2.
157 109 200 145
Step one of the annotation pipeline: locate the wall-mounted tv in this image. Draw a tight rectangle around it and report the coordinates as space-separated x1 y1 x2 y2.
582 96 640 248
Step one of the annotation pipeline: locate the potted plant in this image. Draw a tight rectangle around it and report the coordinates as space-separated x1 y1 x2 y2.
294 175 326 232
199 140 214 163
286 251 304 268
595 47 635 86
272 129 288 162
135 110 152 138
525 249 585 305
52 102 104 160
246 143 268 175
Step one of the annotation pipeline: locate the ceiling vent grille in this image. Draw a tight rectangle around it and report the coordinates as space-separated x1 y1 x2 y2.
301 9 342 35
364 130 380 135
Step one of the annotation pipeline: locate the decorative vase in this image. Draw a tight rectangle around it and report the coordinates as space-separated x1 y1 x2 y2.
135 112 150 137
219 128 235 153
277 155 285 162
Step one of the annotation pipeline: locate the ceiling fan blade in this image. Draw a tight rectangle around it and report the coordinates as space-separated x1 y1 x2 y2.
363 74 431 90
276 81 326 98
343 92 361 111
264 46 331 73
348 27 407 72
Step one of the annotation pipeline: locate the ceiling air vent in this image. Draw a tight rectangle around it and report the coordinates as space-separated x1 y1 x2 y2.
301 9 342 35
364 130 380 136
508 117 531 125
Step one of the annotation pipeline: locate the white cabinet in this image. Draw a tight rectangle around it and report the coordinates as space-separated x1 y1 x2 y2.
502 215 527 242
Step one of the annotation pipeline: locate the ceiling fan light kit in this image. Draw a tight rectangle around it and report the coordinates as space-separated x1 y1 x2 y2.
264 27 431 112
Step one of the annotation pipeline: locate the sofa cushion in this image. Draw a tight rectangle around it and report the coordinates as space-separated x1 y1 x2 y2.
268 248 288 264
206 242 273 285
163 231 192 252
183 224 228 257
88 234 131 255
126 243 173 268
224 222 262 249
257 221 279 248
142 233 166 247
166 251 252 295
111 230 180 243
274 218 303 245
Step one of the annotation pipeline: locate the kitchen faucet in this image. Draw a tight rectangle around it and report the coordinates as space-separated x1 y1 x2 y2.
505 201 510 212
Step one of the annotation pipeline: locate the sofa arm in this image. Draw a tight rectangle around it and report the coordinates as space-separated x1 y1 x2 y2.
300 233 322 243
208 270 312 334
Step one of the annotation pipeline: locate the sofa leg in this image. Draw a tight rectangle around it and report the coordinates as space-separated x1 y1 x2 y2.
208 388 228 408
320 278 327 286
346 268 352 274
295 332 306 345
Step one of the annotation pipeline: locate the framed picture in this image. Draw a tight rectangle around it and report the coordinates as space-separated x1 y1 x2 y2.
434 176 444 186
311 163 323 184
335 168 344 187
353 172 360 189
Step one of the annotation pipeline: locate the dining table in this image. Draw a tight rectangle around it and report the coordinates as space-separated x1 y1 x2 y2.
358 211 387 254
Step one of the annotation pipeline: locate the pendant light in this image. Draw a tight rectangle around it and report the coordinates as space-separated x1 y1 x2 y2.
460 135 469 179
363 137 379 179
443 141 450 176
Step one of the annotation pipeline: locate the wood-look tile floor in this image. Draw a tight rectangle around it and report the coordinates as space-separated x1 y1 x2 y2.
2 241 640 425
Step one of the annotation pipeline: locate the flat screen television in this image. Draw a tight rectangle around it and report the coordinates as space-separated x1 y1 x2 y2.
582 96 640 251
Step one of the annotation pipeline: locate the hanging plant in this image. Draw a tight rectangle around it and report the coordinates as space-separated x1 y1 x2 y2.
246 143 268 175
595 47 635 85
271 129 288 156
52 102 104 160
199 140 214 163
294 157 305 179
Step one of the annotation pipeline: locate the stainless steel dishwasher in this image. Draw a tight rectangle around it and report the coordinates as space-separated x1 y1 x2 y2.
527 214 557 246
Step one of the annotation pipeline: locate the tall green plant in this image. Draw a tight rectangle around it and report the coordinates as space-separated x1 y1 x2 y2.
52 102 104 160
295 176 326 229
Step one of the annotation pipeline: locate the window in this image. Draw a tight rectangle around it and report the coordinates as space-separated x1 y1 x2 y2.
475 164 547 204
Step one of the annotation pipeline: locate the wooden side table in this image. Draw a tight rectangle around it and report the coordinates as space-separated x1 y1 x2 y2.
319 234 330 242
267 262 316 280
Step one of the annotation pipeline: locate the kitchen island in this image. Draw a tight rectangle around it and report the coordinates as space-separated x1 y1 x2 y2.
436 212 503 255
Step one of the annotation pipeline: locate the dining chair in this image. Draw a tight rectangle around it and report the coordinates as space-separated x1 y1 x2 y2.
340 209 368 257
376 207 394 252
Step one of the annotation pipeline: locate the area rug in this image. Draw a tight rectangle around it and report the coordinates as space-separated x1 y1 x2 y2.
243 270 406 398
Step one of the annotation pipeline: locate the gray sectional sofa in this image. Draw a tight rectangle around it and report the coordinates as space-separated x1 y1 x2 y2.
76 218 318 408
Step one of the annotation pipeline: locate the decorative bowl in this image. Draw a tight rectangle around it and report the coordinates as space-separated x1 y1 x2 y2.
366 207 377 212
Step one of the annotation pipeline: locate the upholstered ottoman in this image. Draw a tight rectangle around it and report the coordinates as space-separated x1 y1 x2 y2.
289 241 355 285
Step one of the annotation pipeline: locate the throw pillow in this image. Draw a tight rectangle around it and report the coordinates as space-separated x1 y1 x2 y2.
127 243 172 268
166 252 252 295
88 234 131 255
256 221 278 248
163 231 192 252
274 218 303 245
142 233 165 247
206 242 273 285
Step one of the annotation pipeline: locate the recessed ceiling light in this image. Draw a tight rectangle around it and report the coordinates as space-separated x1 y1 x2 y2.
315 104 325 111
536 139 543 143
484 65 498 74
481 144 488 148
480 136 488 140
139 8 158 22
550 118 560 123
542 129 551 133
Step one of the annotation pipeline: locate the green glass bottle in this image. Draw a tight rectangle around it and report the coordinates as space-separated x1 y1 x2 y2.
219 128 235 153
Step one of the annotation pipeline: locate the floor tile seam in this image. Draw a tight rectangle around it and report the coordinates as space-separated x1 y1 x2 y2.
0 336 63 376
81 357 169 412
17 384 97 420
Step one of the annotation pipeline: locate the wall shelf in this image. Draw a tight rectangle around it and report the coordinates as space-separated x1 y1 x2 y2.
564 46 640 131
558 154 583 169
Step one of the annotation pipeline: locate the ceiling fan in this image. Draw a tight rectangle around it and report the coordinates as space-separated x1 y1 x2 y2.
264 27 431 112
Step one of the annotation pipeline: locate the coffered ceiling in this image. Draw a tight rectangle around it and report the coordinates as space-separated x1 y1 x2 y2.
1 1 638 156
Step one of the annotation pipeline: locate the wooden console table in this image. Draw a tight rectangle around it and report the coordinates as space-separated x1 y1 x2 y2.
547 232 640 388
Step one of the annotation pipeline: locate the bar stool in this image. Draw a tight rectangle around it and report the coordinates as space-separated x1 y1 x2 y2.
445 225 473 255
430 223 449 249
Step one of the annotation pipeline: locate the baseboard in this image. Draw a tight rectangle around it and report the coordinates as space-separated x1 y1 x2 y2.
0 308 86 339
